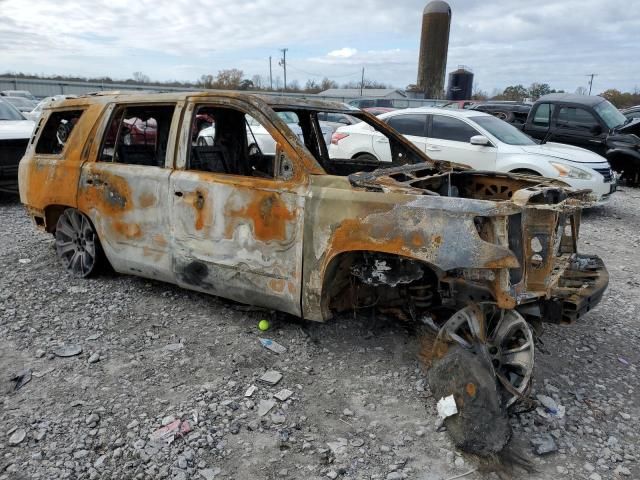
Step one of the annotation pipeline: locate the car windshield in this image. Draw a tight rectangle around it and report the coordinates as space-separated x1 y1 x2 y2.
471 115 535 145
594 100 627 129
5 97 34 109
0 100 25 120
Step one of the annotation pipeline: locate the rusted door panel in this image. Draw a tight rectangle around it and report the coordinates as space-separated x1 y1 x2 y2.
169 171 305 316
77 163 174 282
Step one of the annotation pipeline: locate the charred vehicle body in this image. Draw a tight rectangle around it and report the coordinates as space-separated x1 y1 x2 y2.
19 92 608 407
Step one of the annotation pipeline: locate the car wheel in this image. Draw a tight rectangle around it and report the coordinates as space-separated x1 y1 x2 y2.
493 111 515 123
355 153 379 162
54 209 104 278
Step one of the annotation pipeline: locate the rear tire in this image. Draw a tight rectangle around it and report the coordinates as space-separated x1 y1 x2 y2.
54 209 104 278
354 153 379 162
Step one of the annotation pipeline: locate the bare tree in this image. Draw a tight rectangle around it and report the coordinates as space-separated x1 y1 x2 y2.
575 86 588 95
319 77 338 91
132 71 150 83
214 69 244 89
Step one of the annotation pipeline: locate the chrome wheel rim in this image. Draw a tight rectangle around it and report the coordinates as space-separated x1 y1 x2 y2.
436 303 535 408
55 210 97 278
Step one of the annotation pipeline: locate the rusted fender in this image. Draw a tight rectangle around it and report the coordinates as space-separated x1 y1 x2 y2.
302 175 521 321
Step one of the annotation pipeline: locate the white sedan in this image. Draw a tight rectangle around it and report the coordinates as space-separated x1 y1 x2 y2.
329 108 615 202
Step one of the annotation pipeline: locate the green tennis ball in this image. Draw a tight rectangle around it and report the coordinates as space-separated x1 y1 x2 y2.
258 319 270 331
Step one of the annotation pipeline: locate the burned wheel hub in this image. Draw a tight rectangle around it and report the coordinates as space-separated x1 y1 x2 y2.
55 209 98 278
433 303 535 408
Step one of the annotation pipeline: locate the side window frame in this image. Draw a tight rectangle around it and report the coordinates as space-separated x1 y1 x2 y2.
532 103 552 127
33 107 86 157
95 102 180 168
177 99 308 185
554 105 601 132
428 114 481 143
386 113 427 137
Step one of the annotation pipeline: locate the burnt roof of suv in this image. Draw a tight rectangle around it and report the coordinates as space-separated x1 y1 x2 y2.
62 90 358 113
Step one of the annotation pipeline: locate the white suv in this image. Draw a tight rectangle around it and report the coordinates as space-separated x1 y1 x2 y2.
329 108 616 203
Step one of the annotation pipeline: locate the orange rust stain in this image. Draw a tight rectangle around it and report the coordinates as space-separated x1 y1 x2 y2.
183 190 212 231
432 235 442 247
269 279 286 293
465 382 477 398
152 234 168 247
287 281 296 294
78 171 134 217
224 192 296 242
327 218 409 259
409 232 425 247
112 221 143 239
138 192 157 209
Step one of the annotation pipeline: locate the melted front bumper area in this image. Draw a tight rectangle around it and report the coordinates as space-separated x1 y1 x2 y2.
542 254 609 324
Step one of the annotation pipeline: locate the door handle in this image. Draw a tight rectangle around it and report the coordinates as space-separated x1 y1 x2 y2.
426 146 441 152
174 191 183 197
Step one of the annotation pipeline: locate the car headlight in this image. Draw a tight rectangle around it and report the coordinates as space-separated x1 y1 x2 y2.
549 162 592 180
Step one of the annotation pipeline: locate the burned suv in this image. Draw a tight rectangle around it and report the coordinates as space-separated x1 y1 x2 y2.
19 91 608 407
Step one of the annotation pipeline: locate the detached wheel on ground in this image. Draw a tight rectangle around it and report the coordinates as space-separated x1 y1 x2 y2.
432 302 535 408
54 209 104 278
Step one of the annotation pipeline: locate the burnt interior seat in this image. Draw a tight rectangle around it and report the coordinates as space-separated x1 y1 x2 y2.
191 146 229 173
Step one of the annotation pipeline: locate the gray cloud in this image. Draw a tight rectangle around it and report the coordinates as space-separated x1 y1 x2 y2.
0 0 638 93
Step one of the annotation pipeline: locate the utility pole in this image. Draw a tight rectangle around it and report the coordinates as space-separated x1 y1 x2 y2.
360 67 365 96
586 73 598 95
279 48 288 92
269 56 273 91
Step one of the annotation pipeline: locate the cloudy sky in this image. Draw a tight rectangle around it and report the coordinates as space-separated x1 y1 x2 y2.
1 0 639 94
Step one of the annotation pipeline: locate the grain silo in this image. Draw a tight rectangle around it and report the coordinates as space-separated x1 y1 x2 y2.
417 1 451 99
446 66 474 100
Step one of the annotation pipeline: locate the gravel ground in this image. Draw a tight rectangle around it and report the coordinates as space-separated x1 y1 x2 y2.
1 189 639 480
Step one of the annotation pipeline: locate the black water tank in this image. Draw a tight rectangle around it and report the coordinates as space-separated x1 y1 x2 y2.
446 67 474 100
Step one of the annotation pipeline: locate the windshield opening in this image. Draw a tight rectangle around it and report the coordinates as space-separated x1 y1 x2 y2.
471 115 535 145
594 100 627 129
0 100 26 121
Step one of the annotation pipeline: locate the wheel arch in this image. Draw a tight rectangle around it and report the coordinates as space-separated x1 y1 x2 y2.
318 249 444 320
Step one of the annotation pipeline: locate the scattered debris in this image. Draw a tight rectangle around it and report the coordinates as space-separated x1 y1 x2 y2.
53 345 83 357
163 343 184 352
258 319 270 331
18 258 31 264
437 395 458 419
68 286 88 294
257 399 276 417
271 412 286 424
259 370 282 385
150 419 192 445
245 385 257 397
618 356 630 366
10 369 32 391
32 367 55 378
259 338 286 354
536 394 565 420
531 434 558 455
85 413 100 425
88 352 100 364
327 438 348 455
274 388 293 401
8 429 26 446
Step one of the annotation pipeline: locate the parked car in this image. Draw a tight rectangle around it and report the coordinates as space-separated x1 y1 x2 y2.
363 107 397 116
441 100 478 109
468 102 531 125
25 95 78 121
19 91 608 408
621 105 640 121
329 107 615 204
522 93 640 184
0 98 35 193
2 96 37 114
1 90 37 101
197 111 333 154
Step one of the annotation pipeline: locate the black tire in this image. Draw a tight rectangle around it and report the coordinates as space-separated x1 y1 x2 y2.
54 209 105 278
493 111 515 123
354 153 379 162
